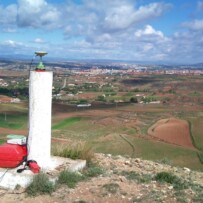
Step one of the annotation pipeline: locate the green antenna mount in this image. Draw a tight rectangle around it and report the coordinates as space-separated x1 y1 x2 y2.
35 51 48 71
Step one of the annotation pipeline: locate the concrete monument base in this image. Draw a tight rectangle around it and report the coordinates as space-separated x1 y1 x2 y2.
0 156 86 190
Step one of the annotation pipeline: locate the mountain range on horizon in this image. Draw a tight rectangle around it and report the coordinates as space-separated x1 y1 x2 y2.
1 54 203 67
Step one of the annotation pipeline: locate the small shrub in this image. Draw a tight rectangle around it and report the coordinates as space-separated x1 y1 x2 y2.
96 95 106 102
26 173 55 196
130 97 138 103
79 99 88 104
155 172 188 190
157 158 172 165
83 164 104 178
59 148 82 159
57 170 84 188
15 184 21 190
155 172 177 184
52 143 81 159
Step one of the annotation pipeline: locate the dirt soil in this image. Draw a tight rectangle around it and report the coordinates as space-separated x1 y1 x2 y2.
148 117 195 149
0 153 203 203
0 128 28 136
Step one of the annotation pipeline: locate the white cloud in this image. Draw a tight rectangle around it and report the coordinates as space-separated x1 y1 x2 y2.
134 3 171 22
34 38 46 44
2 40 23 47
0 0 203 63
104 4 137 30
17 0 61 29
0 0 171 34
164 30 203 63
66 24 172 62
19 0 47 10
135 25 164 38
88 33 112 44
182 19 203 30
0 39 32 56
0 4 17 25
103 2 171 31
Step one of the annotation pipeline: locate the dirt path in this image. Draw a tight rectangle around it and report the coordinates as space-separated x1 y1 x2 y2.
119 134 136 157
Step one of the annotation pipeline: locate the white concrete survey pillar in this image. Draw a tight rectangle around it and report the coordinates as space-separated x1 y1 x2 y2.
27 71 53 169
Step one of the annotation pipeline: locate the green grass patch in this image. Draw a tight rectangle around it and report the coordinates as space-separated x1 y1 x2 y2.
157 157 172 165
127 128 137 135
190 118 203 151
124 92 134 97
155 172 188 190
129 136 203 171
188 120 197 150
52 119 128 142
26 173 55 196
57 163 104 188
120 171 152 183
155 171 203 200
189 92 201 97
83 164 104 177
197 152 203 164
93 136 133 157
0 113 27 129
141 95 160 103
93 132 203 171
0 103 28 112
52 117 82 129
57 170 84 188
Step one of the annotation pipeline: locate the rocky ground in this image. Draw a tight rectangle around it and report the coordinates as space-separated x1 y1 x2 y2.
0 153 203 203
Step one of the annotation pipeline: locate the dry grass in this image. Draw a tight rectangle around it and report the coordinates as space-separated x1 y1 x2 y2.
51 141 94 164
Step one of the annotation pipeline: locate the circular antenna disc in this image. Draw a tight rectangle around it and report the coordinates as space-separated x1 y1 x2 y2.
35 51 48 57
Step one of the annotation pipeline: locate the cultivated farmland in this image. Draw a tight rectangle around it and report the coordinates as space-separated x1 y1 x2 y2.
0 71 203 171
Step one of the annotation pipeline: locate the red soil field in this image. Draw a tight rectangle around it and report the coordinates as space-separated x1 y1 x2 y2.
0 128 28 135
148 118 195 149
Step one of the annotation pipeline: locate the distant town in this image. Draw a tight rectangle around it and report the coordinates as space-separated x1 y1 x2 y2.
1 58 203 75
0 58 203 107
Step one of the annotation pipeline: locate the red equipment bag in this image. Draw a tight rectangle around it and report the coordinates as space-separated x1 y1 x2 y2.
27 160 40 173
0 144 27 168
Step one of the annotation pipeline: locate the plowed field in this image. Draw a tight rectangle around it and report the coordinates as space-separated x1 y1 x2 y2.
148 118 195 149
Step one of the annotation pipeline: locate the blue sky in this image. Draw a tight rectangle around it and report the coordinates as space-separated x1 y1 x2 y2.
0 0 203 63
